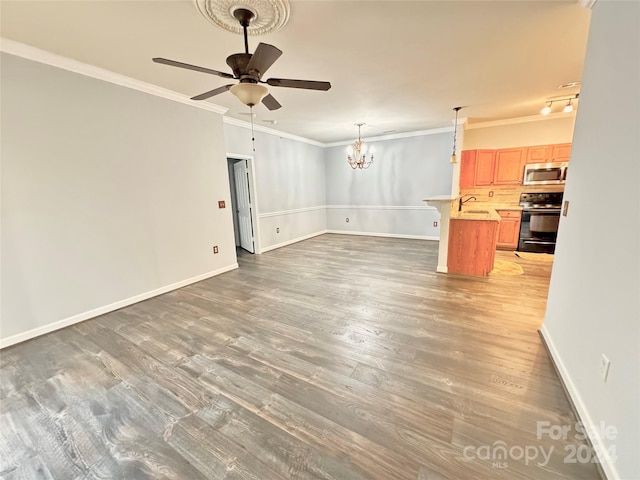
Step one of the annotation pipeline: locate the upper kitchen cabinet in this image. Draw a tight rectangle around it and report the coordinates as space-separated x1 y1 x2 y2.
460 148 525 187
475 150 497 186
552 143 572 162
460 150 477 189
526 145 553 164
494 148 526 185
526 143 572 163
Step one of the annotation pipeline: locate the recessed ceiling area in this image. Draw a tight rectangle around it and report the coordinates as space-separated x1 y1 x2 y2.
0 1 591 143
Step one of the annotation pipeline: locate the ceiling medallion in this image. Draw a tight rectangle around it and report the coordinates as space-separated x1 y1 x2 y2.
194 0 290 36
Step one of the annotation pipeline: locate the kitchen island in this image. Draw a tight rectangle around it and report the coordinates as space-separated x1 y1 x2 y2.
447 208 501 276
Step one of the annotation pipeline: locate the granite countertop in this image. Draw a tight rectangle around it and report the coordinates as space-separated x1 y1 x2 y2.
463 202 523 211
423 196 456 202
450 207 501 221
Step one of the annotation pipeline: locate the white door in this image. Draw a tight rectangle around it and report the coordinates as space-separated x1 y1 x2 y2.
233 160 255 253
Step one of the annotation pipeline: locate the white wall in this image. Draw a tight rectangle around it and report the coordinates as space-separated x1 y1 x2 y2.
464 115 576 149
224 123 327 251
541 2 639 479
324 132 453 239
1 53 237 346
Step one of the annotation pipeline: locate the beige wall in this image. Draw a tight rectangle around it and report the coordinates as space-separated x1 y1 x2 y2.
463 115 576 149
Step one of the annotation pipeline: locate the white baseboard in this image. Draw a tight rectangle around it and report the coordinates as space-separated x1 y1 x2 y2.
326 230 439 241
0 263 239 349
436 265 448 273
539 325 617 480
260 230 328 253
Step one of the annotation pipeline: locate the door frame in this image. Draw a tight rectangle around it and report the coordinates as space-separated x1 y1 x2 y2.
226 152 262 254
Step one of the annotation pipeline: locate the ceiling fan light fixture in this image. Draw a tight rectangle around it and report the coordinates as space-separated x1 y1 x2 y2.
230 83 269 107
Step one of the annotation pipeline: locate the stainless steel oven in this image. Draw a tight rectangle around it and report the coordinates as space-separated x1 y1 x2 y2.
523 162 568 186
518 192 564 254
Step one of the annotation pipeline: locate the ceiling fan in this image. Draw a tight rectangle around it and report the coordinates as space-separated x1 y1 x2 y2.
152 8 331 111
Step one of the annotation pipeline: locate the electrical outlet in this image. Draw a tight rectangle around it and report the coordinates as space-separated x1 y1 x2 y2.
433 221 438 227
276 227 280 233
346 217 350 223
213 246 219 254
600 354 610 382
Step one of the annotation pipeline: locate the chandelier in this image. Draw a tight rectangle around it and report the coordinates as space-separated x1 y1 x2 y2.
347 123 374 169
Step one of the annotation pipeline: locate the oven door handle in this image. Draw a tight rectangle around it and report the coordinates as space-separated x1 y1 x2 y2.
522 208 562 213
523 240 557 245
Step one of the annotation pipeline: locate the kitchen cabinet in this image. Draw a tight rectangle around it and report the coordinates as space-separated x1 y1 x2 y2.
474 148 527 187
552 143 572 162
494 148 526 185
496 209 522 250
460 148 525 187
475 150 497 186
460 150 477 189
462 143 572 188
526 145 553 164
448 217 499 276
525 143 572 164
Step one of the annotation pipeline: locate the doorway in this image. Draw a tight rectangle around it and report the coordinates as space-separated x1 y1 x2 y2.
227 155 260 254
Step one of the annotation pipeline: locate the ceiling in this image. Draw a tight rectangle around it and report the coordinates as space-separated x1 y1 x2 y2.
0 1 591 143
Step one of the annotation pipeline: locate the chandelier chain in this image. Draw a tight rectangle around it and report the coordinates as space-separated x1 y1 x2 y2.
452 107 461 156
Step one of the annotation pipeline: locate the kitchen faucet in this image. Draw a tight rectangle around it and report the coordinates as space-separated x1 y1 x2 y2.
458 195 477 211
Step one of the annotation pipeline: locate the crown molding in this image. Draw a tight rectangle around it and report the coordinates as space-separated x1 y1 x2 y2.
325 126 454 148
0 37 229 115
465 111 576 130
222 116 325 147
577 0 597 9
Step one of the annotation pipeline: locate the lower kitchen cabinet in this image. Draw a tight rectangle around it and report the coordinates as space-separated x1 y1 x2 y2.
448 218 499 276
496 209 522 250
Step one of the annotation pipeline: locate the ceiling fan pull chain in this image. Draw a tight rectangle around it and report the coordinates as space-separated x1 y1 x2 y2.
250 106 256 152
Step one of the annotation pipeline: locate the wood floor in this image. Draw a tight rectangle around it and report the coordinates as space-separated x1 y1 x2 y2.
0 234 602 480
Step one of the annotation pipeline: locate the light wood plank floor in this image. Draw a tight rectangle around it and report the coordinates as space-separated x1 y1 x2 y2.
1 234 602 479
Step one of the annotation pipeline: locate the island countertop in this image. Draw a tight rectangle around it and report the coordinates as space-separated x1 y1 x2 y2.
450 208 501 221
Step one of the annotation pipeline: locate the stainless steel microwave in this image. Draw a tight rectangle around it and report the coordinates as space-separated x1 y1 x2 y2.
523 162 568 186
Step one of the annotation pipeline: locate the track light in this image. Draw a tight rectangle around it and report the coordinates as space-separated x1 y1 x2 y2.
540 103 552 115
539 94 579 115
563 99 574 113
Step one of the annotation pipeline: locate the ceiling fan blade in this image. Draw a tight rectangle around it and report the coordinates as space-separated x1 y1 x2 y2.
246 43 283 77
191 84 233 101
266 78 331 91
262 94 282 111
153 58 234 79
